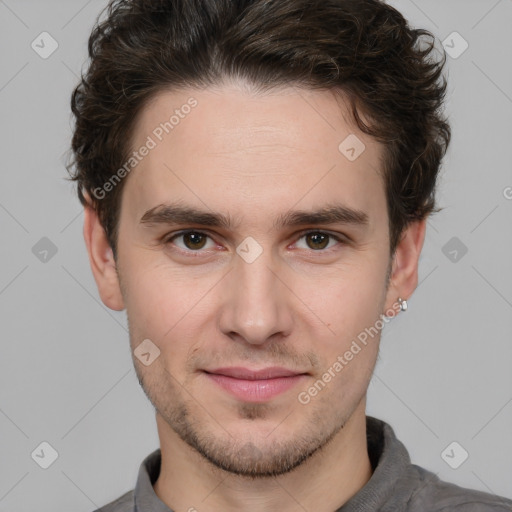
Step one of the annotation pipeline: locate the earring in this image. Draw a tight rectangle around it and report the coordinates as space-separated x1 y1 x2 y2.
398 297 408 312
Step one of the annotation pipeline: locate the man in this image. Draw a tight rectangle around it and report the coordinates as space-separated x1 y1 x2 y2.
67 0 512 510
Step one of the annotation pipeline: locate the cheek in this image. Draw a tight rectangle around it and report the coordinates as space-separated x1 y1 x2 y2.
298 262 384 331
299 266 385 383
123 262 211 367
121 261 180 339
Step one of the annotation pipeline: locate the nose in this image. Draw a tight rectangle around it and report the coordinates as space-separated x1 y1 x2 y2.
217 246 294 346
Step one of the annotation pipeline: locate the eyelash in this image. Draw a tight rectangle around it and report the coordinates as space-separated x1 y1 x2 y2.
162 230 347 256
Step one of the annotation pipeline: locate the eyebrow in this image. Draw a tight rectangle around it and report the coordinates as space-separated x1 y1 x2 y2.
140 202 369 230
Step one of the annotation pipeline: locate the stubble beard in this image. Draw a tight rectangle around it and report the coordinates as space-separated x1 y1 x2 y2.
136 367 352 478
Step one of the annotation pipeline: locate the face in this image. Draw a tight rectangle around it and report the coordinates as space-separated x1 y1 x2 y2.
87 83 419 478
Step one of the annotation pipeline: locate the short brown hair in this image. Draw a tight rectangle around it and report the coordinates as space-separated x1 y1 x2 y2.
66 0 451 259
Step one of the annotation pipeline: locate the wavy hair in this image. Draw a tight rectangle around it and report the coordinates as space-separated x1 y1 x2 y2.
66 0 451 258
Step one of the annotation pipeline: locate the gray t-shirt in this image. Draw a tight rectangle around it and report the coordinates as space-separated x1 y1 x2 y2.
93 416 512 511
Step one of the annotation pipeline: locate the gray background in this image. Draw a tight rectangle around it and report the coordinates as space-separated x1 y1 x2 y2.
0 0 511 510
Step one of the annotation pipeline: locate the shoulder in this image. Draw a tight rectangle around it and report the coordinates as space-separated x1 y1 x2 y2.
404 464 512 512
90 489 135 512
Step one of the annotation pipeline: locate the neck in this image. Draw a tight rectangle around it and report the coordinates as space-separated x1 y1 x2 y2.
153 403 373 512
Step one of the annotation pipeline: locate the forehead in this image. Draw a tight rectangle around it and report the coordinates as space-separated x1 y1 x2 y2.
122 83 387 230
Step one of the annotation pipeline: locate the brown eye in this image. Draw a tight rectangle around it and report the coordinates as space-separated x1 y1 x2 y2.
165 231 214 252
182 232 207 250
305 232 330 250
294 230 345 252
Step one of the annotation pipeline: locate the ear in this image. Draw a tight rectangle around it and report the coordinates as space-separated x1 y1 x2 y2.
82 192 125 311
383 218 427 314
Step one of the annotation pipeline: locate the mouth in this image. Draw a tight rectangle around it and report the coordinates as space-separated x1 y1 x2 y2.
202 366 309 402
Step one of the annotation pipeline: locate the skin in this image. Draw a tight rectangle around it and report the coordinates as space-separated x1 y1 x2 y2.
83 82 426 512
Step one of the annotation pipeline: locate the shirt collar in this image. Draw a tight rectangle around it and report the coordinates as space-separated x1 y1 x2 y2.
336 416 411 511
133 415 411 511
134 448 172 512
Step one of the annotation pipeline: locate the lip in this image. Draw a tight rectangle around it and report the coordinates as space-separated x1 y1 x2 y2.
203 366 308 402
205 366 304 379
